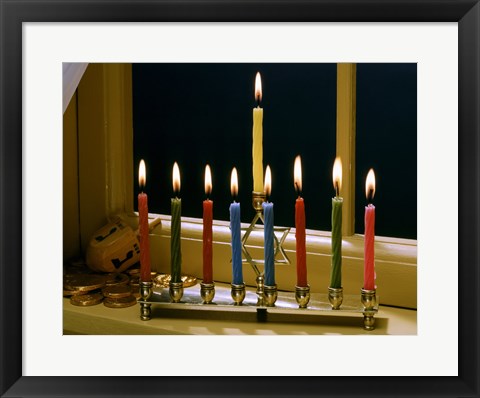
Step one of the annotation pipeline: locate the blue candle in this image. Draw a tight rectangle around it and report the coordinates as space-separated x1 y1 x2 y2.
263 165 275 286
230 168 243 285
263 202 274 286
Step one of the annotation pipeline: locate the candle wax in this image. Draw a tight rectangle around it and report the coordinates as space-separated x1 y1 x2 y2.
295 197 308 287
263 202 275 286
203 199 213 284
230 202 243 285
252 107 263 192
364 204 375 290
171 198 182 283
330 197 343 288
138 192 151 282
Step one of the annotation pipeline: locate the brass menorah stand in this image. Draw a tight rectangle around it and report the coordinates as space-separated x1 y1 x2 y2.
139 191 378 331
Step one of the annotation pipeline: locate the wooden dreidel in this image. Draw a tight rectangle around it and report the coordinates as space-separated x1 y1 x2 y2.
86 217 140 273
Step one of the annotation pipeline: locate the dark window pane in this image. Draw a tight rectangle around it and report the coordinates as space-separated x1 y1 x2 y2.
132 63 337 230
355 64 417 239
132 63 417 239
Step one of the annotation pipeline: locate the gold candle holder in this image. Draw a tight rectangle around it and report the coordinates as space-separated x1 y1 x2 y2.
256 274 265 306
263 284 278 307
200 282 215 304
328 287 344 310
295 285 310 308
169 281 184 303
361 288 377 330
139 281 153 321
231 283 246 305
252 191 266 211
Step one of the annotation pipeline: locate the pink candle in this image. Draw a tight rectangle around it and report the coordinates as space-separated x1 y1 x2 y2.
203 165 213 284
364 169 376 290
138 160 151 283
294 156 308 287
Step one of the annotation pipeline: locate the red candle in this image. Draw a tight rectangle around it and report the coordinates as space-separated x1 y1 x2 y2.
364 169 376 290
203 165 213 284
294 155 308 287
138 159 151 282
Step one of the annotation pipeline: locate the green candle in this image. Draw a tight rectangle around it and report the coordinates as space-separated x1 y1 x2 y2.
171 162 182 283
330 157 343 288
331 197 343 288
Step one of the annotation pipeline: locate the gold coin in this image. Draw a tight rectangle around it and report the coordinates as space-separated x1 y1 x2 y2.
63 288 88 297
103 295 137 308
105 273 130 287
70 292 103 306
153 274 197 288
64 274 107 292
102 284 132 299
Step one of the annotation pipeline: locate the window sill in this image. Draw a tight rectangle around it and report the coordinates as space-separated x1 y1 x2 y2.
119 212 417 310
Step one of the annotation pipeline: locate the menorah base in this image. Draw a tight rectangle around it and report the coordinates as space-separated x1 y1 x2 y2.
139 284 378 330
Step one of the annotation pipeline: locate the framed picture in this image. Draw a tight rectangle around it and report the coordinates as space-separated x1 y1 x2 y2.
1 0 478 397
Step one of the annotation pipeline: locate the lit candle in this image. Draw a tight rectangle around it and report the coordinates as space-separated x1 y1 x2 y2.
230 167 243 285
263 165 275 286
294 155 308 287
252 72 264 193
364 169 376 290
171 162 182 284
330 157 343 289
138 159 151 283
203 164 213 284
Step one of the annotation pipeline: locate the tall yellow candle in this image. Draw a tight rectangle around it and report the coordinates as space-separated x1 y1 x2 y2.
252 72 264 192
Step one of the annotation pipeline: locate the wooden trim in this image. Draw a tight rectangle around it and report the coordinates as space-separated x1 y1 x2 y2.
336 63 356 236
75 63 134 253
103 64 134 216
63 92 81 259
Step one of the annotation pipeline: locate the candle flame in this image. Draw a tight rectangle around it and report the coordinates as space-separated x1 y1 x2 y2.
231 167 238 198
294 155 302 194
138 159 146 190
264 165 272 197
332 157 342 195
173 162 181 194
205 164 212 196
365 168 376 202
255 72 262 103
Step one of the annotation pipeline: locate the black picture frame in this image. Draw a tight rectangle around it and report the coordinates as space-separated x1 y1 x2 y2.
1 1 478 397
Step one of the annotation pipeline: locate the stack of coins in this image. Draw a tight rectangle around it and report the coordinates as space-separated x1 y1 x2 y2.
102 284 137 308
64 265 141 308
64 256 142 309
64 274 108 307
70 292 104 307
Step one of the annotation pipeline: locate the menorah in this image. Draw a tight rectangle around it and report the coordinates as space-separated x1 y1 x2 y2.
139 191 378 331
